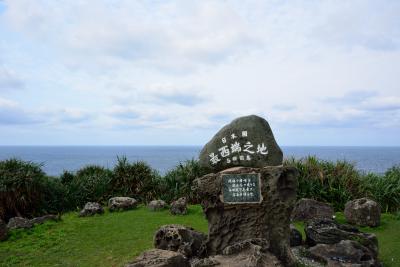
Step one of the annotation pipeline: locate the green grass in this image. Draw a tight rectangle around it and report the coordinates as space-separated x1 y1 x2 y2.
0 205 207 267
293 212 400 267
1 207 399 267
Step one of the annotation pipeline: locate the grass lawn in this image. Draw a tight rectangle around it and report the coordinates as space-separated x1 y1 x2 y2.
0 205 207 267
1 206 399 267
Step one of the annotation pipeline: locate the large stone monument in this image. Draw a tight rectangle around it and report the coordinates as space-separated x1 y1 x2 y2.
194 115 299 266
199 115 283 172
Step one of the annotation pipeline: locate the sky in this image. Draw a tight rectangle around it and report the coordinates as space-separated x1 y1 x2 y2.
0 0 399 146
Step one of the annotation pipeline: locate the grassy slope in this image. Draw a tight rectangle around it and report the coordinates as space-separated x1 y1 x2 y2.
1 206 399 267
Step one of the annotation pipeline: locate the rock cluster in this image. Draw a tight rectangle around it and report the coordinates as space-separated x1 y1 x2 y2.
344 197 381 227
79 202 104 217
148 200 166 211
109 197 138 212
170 197 188 215
303 218 380 266
291 198 334 222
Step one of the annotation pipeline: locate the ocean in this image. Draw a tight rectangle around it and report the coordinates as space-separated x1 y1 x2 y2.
0 146 399 176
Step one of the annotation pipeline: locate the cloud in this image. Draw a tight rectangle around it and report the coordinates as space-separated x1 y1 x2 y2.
271 90 400 129
2 0 261 73
359 96 400 112
0 97 42 125
309 1 400 51
110 83 209 107
0 1 400 145
0 67 24 90
324 91 378 105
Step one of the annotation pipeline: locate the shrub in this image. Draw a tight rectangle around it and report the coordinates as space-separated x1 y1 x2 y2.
159 159 207 203
284 156 364 210
0 159 48 220
39 176 67 215
64 165 113 209
361 166 400 213
112 156 160 202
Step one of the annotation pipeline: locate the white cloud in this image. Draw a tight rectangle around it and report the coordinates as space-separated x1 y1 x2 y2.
0 66 24 90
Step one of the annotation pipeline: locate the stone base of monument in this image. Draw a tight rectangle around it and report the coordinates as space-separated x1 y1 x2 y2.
191 239 283 267
193 166 299 266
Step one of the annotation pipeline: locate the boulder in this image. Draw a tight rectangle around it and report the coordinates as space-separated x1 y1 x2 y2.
30 214 59 225
200 239 284 267
308 240 380 267
344 198 381 227
79 202 104 217
148 200 166 211
125 249 189 267
170 197 188 215
0 219 8 241
198 115 283 173
7 217 33 230
154 224 206 258
291 198 335 222
290 224 302 247
108 197 138 212
305 218 378 258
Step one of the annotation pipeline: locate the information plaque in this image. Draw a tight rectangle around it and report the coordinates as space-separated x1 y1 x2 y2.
222 173 262 204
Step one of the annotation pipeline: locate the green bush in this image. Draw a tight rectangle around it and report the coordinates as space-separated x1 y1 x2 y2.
159 159 207 203
361 166 400 213
64 165 113 209
0 158 65 221
112 156 160 202
39 176 67 215
284 156 364 210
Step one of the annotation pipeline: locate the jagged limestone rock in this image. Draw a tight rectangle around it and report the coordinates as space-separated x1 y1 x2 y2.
7 217 33 230
344 198 381 227
79 202 104 217
170 197 188 215
125 249 190 267
308 240 380 267
205 239 283 267
291 198 335 222
108 197 138 212
148 200 166 211
154 224 207 258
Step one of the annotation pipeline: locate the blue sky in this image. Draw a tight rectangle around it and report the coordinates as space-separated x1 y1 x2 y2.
0 0 399 146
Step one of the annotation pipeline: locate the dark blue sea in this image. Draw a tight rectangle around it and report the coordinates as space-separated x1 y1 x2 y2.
0 146 399 176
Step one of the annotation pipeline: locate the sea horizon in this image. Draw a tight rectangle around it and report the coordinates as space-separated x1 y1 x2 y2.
1 145 399 176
